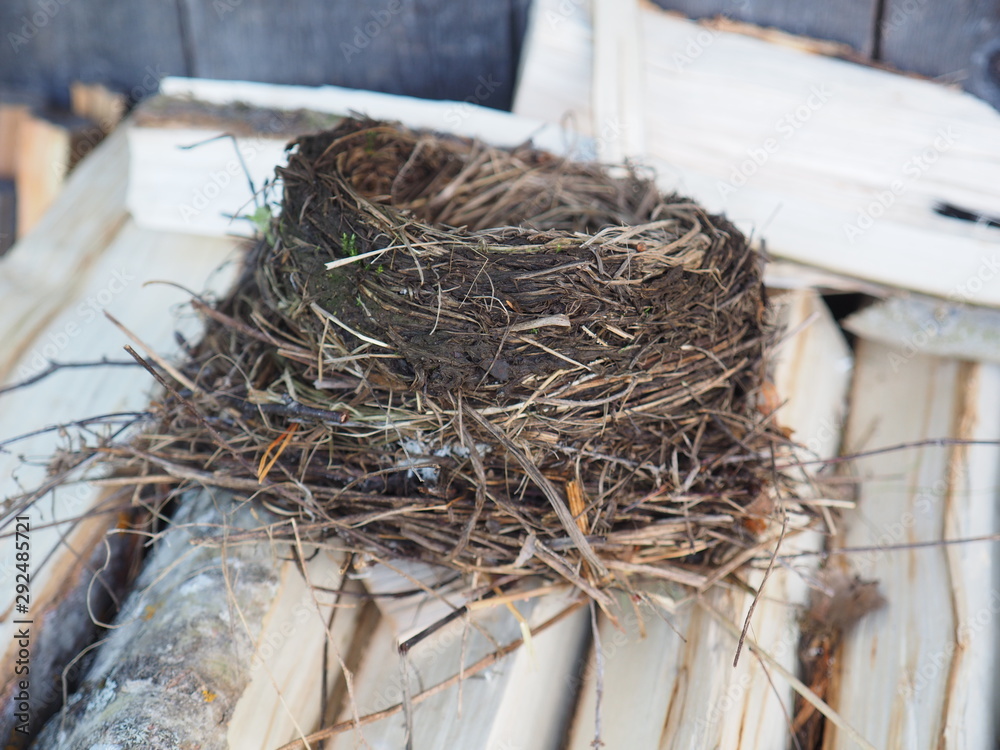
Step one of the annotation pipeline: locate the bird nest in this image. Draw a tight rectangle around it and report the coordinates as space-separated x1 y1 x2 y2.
125 118 789 605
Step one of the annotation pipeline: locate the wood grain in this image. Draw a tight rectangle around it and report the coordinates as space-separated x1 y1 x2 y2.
832 342 1000 748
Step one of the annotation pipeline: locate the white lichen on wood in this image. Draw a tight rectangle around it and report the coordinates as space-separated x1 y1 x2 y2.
32 491 283 750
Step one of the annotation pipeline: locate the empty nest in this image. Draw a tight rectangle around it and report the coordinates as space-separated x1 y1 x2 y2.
125 117 790 604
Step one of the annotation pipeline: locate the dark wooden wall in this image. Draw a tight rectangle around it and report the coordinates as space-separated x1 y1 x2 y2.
0 0 531 110
1 0 997 110
654 0 1000 109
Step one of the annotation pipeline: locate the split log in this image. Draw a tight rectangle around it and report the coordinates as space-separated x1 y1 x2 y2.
29 490 347 749
514 0 1000 306
321 566 589 750
125 77 571 238
0 91 45 180
15 110 102 237
844 294 1000 363
69 82 127 135
0 122 243 745
831 341 1000 747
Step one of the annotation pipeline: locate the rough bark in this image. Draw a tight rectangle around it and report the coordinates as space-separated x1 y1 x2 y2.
32 491 283 750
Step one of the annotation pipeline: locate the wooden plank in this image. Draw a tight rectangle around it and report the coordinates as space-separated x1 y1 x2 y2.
0 127 128 383
514 0 1000 307
226 545 364 750
70 81 127 133
0 215 242 604
325 586 588 750
844 294 1000 364
178 0 524 110
14 109 101 237
652 0 879 57
880 0 1000 108
831 341 1000 748
592 0 645 161
127 80 569 237
315 560 589 750
0 206 241 743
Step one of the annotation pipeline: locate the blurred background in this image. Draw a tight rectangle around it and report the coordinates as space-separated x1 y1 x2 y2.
0 0 997 253
2 0 997 113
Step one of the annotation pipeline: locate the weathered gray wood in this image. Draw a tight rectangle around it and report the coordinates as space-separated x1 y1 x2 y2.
0 0 188 108
0 502 136 748
0 180 14 255
879 0 1000 108
178 0 527 109
653 0 879 57
0 1 530 111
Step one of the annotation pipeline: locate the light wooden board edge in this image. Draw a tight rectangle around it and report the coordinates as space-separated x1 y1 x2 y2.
514 0 1000 307
831 341 1000 748
127 80 588 239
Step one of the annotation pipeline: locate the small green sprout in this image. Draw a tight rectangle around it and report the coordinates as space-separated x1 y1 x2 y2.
251 205 275 243
341 232 359 256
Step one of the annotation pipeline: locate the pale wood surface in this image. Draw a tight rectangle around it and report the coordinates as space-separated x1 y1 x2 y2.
654 0 879 56
832 342 1000 749
127 79 571 238
514 0 1000 306
844 295 1000 364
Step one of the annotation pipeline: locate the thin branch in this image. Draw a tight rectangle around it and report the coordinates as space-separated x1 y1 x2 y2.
0 358 138 397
